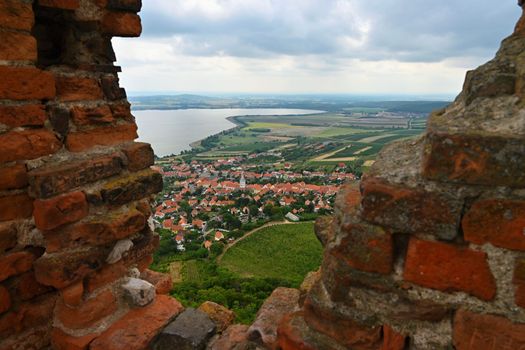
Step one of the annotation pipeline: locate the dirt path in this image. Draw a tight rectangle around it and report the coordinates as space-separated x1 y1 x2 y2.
216 220 293 263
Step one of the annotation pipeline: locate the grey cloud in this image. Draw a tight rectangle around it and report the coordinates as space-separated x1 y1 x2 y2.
139 0 521 63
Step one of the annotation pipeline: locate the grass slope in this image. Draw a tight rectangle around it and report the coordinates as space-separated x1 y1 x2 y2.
219 222 322 285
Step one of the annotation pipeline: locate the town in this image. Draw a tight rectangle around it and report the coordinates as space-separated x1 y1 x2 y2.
151 154 356 255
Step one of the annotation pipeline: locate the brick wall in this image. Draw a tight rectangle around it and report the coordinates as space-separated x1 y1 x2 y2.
277 5 525 350
0 1 181 349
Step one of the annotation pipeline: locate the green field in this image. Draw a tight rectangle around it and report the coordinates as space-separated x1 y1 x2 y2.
220 223 322 284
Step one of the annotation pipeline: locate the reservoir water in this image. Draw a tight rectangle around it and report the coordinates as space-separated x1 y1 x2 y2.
134 108 321 157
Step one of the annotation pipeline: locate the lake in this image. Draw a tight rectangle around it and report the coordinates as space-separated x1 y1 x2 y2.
134 108 322 156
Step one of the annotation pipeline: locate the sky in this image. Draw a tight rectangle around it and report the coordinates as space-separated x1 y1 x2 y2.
113 0 521 96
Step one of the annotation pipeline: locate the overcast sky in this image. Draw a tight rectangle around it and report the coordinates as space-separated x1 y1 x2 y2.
114 0 521 96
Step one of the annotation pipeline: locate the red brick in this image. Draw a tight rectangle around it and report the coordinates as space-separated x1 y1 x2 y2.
453 309 525 349
56 290 116 329
404 239 496 301
45 209 146 252
0 129 61 163
0 104 46 128
51 328 98 350
0 0 34 31
29 154 122 198
0 222 17 253
61 280 84 307
16 271 52 301
0 285 10 314
141 269 172 295
0 31 36 61
0 163 27 191
382 325 406 350
110 102 133 120
122 142 154 171
71 105 113 126
101 12 142 37
361 177 461 239
90 294 183 350
0 66 55 100
106 0 142 12
85 260 127 293
38 0 80 10
0 193 33 221
66 123 138 152
33 191 89 231
0 251 35 282
100 168 163 206
0 294 56 337
329 221 393 275
422 132 525 187
463 199 525 251
303 296 382 349
514 259 525 308
34 247 109 289
55 76 102 101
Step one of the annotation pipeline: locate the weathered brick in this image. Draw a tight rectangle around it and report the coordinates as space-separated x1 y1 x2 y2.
45 208 146 252
15 271 53 301
0 251 35 282
453 309 525 349
107 0 142 12
463 198 525 251
122 142 154 171
51 328 98 350
0 104 46 128
48 106 70 138
0 66 55 100
38 0 80 10
71 105 114 126
66 123 138 152
89 295 183 350
55 76 102 101
101 75 126 100
0 31 36 61
0 222 17 253
34 246 109 289
0 0 34 31
29 155 122 198
329 221 393 275
0 285 10 314
382 325 406 350
61 280 84 307
100 169 163 206
56 290 116 329
404 239 496 301
0 163 28 191
0 129 61 163
140 269 172 295
361 177 461 240
0 193 33 221
514 259 525 309
101 12 142 37
0 294 56 338
33 191 89 231
422 132 525 187
110 102 133 120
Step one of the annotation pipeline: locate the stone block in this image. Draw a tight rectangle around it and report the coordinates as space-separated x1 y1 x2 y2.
0 66 55 100
153 308 216 350
99 168 163 206
0 130 61 163
462 198 525 251
122 277 155 307
404 238 496 301
198 301 235 333
66 123 138 152
33 191 89 231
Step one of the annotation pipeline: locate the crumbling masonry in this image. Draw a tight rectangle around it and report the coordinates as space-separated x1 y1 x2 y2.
1 0 525 349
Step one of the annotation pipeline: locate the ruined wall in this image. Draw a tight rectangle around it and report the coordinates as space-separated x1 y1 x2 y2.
0 1 181 349
277 5 525 350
